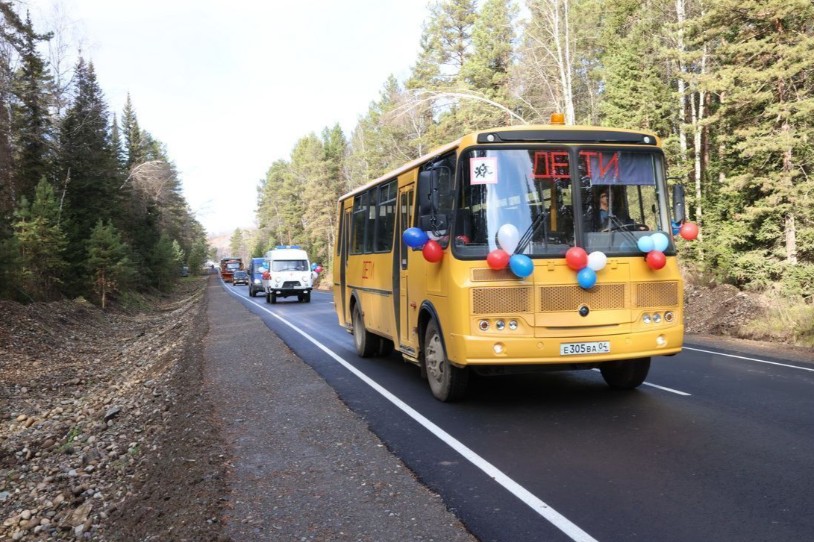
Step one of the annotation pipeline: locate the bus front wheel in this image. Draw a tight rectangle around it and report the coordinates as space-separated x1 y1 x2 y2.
600 358 650 389
424 319 468 402
352 304 379 357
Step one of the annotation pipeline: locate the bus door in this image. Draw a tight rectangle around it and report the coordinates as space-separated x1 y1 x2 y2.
340 205 352 325
397 187 417 354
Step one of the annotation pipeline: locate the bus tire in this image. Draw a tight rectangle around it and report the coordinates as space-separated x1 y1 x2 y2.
600 357 650 389
424 319 468 402
265 292 270 304
352 304 379 357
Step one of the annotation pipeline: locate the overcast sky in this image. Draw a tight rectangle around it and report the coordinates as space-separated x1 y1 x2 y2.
24 0 430 235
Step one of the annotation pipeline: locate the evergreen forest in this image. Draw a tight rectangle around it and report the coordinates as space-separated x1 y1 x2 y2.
0 3 209 307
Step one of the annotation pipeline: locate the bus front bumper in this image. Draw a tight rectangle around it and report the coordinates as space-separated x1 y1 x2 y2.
447 325 684 366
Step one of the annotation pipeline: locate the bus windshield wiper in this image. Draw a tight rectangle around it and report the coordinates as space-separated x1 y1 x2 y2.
515 210 548 254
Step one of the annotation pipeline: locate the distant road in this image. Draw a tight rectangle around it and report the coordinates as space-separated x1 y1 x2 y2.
221 279 814 542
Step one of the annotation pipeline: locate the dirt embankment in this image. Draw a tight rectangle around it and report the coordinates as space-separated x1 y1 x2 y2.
1 277 228 541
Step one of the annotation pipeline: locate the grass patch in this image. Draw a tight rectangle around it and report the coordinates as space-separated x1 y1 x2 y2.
741 296 814 347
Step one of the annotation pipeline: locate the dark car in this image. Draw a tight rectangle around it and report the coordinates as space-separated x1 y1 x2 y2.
232 270 249 286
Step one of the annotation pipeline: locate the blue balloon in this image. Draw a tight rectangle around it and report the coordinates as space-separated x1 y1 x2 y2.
651 232 669 252
671 220 680 236
509 254 534 278
402 227 429 248
577 267 597 289
311 262 318 270
637 235 655 253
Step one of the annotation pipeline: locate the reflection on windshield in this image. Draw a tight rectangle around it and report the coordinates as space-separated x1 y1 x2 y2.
272 260 308 272
454 148 672 258
457 149 575 258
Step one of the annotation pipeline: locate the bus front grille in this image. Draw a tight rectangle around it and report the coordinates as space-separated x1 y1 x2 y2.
634 281 679 307
472 287 533 314
539 284 627 312
471 268 523 282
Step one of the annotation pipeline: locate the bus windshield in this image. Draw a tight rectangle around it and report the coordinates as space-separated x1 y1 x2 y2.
455 147 672 258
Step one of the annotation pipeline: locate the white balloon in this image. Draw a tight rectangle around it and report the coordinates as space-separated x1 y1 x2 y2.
587 251 607 272
497 223 520 253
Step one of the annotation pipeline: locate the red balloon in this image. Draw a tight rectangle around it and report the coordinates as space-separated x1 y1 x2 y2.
486 249 510 270
679 222 699 241
565 247 588 271
422 239 444 263
646 250 666 270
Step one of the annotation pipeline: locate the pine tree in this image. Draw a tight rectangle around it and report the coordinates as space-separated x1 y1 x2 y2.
698 0 814 282
57 58 123 293
257 159 294 247
460 0 516 100
13 178 68 300
121 93 144 170
86 219 132 308
187 239 208 275
10 12 53 207
148 233 178 292
597 0 673 135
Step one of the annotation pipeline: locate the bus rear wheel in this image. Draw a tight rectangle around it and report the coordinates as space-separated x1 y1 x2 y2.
424 319 468 402
600 357 650 389
352 304 379 357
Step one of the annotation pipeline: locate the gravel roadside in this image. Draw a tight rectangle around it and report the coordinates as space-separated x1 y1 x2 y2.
204 279 476 541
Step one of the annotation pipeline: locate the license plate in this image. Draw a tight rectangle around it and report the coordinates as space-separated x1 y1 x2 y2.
560 341 611 356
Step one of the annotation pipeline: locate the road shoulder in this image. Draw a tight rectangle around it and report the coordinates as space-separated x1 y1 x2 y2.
204 279 475 540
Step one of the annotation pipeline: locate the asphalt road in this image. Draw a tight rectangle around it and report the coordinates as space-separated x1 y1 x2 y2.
221 279 814 542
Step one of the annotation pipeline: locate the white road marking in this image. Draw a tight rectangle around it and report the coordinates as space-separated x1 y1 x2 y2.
225 285 598 542
589 368 691 396
683 346 814 373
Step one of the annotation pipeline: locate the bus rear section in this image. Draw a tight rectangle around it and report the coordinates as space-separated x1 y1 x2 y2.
334 123 687 401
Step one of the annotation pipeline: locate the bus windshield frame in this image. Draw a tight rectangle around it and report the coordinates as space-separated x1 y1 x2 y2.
452 145 674 259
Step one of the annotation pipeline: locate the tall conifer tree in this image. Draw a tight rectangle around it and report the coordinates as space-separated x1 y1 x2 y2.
57 58 122 291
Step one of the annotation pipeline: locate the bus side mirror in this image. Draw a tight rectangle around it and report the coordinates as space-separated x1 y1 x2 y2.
418 169 439 216
672 184 686 223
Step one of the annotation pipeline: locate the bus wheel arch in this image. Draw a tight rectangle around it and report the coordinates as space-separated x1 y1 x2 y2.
419 305 469 402
350 294 380 357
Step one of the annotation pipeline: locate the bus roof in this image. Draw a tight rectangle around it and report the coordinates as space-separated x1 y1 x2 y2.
338 123 660 202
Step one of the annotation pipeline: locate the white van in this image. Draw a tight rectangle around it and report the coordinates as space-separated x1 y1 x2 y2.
262 246 314 303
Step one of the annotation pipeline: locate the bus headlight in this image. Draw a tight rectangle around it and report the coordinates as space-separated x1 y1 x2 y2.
478 320 490 331
495 320 505 331
493 342 504 354
664 311 674 323
642 313 652 324
653 313 662 323
508 320 518 330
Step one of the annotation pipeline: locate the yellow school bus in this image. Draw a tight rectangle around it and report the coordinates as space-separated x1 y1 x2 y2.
333 117 685 401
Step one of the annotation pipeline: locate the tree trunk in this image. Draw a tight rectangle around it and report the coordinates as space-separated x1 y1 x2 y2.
675 0 688 160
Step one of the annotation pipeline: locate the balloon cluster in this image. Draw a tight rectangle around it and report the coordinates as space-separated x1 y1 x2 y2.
566 247 607 289
310 262 324 273
402 227 444 263
483 224 534 278
635 231 670 270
